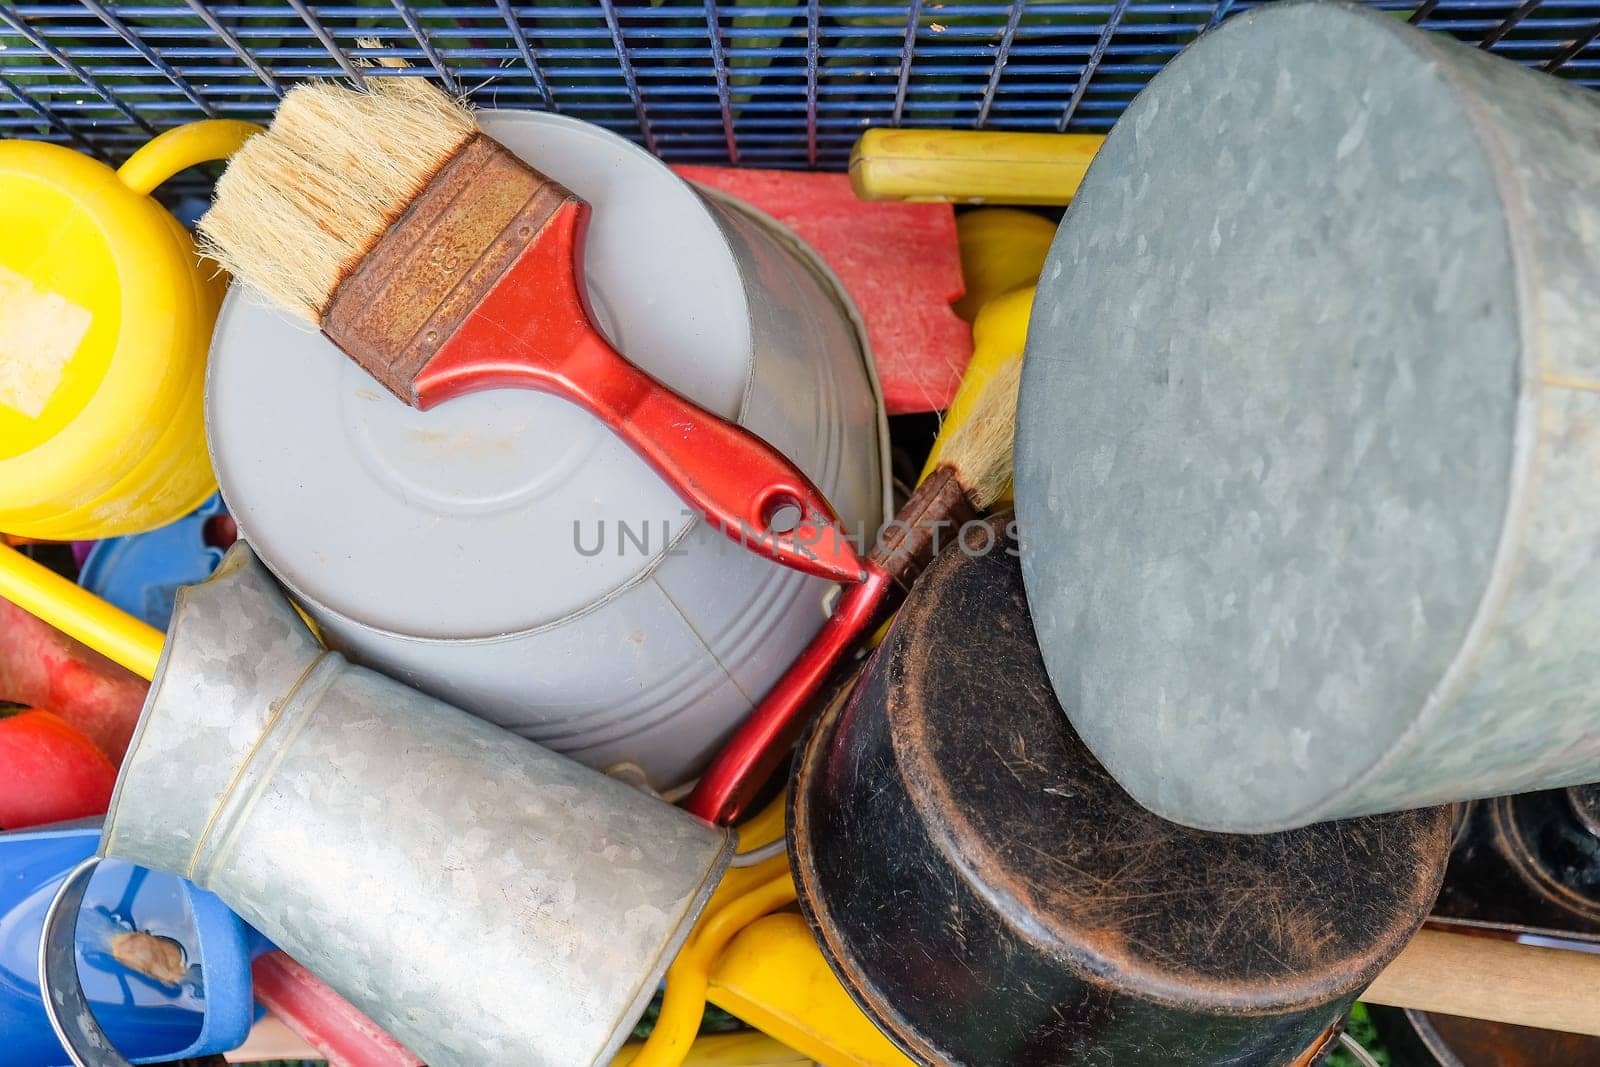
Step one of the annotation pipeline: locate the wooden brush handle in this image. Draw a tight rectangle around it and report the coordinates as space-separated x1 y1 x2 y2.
410 199 863 585
685 470 981 825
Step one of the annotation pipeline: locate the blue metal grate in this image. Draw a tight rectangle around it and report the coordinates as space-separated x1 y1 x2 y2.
5 0 1600 180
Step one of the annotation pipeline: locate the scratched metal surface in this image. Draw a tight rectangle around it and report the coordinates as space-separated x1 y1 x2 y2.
791 516 1451 1066
1015 0 1600 832
101 543 734 1067
5 0 1600 192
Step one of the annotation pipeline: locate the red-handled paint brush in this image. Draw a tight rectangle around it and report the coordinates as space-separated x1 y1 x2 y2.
199 78 862 585
687 354 1023 824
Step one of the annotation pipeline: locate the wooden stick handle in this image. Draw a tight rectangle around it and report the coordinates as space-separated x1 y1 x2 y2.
848 128 1104 205
1367 927 1600 1036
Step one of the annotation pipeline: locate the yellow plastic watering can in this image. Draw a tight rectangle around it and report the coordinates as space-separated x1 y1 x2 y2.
0 119 259 540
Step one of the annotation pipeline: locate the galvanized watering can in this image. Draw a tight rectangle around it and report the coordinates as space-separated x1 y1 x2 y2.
40 543 734 1067
1016 0 1600 833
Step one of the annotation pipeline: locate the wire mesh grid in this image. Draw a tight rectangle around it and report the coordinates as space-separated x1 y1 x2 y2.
5 0 1600 186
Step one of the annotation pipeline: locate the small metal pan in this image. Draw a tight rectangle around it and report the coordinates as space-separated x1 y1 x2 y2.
791 514 1452 1066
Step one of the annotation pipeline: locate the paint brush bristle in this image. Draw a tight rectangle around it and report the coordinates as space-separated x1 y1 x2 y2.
940 354 1023 511
198 77 477 323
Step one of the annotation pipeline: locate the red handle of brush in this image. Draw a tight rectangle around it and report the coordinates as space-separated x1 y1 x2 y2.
571 332 866 585
685 563 893 825
413 200 866 586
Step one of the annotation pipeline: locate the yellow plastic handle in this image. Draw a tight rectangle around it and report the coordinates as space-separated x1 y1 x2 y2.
0 543 163 680
952 207 1056 323
849 128 1104 205
920 284 1035 490
612 1032 808 1066
116 119 262 197
630 871 798 1067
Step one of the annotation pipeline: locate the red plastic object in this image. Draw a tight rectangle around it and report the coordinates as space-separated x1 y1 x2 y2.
0 597 147 764
0 706 118 829
418 201 865 586
251 951 424 1067
685 563 893 825
673 165 970 414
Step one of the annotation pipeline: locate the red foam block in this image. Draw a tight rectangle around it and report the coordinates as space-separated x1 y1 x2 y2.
0 596 148 765
0 708 118 829
674 166 970 414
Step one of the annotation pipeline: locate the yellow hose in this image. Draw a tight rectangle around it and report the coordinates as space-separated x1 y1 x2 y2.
0 542 163 680
626 871 798 1067
115 119 261 197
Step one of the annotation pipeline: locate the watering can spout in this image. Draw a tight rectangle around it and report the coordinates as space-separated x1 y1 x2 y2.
101 542 325 876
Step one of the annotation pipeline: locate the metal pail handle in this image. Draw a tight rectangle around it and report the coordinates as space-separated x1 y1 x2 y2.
39 857 135 1067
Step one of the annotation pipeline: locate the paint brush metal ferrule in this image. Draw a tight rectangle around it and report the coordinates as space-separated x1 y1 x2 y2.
323 132 573 404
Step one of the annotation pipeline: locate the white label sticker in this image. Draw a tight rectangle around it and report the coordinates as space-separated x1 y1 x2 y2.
0 263 93 419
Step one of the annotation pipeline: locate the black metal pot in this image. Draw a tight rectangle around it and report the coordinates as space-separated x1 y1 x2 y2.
790 515 1453 1066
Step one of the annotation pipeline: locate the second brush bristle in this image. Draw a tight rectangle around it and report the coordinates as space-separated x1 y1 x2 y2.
939 354 1023 511
199 78 478 324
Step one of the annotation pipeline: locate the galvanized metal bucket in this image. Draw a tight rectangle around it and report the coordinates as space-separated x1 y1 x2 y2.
1016 0 1600 832
40 543 733 1067
206 110 889 792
